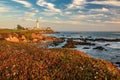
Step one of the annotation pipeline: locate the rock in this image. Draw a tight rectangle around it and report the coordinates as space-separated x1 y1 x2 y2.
5 36 19 42
116 62 120 64
105 44 110 46
83 47 90 49
21 35 27 42
22 39 27 42
0 34 4 40
88 36 92 38
84 38 120 42
63 39 76 48
31 33 43 39
74 41 95 46
21 35 26 40
52 38 65 46
63 38 95 48
115 62 120 67
32 38 38 42
93 46 106 51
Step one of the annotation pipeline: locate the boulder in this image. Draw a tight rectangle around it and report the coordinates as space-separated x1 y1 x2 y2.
32 38 38 43
93 46 106 51
105 44 110 46
74 41 95 46
83 47 90 49
31 33 43 39
21 35 27 42
0 34 4 40
5 36 19 42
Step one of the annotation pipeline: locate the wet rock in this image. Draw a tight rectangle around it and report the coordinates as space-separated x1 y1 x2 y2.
116 55 120 57
93 46 107 51
52 38 65 46
115 62 120 67
63 39 76 48
80 36 83 38
63 38 95 48
116 62 120 64
83 47 90 49
74 41 95 46
83 38 120 42
88 36 92 38
104 44 110 46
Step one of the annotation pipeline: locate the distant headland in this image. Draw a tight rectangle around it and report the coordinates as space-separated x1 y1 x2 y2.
0 19 56 34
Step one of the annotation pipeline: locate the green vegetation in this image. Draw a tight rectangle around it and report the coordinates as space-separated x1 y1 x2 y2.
0 29 22 33
17 24 25 30
0 29 40 33
0 29 41 40
0 41 119 80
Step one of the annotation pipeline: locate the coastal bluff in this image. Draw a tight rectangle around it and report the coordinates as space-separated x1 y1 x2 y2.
0 30 120 80
0 41 119 80
0 31 57 43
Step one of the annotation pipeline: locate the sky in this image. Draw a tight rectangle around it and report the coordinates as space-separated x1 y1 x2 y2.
0 0 120 31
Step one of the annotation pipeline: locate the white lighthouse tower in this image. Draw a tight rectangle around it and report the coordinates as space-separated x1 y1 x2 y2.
34 19 40 29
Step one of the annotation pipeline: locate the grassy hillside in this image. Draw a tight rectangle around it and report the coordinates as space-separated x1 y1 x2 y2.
0 29 23 33
0 41 120 80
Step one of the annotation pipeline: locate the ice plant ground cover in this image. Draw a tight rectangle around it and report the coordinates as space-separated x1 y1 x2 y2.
0 41 119 80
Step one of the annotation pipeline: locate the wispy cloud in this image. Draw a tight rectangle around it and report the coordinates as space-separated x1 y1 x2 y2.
12 0 32 7
25 12 36 17
0 0 120 31
90 8 109 12
65 11 72 15
105 21 120 24
71 14 105 20
18 18 35 21
41 19 81 25
0 7 9 12
37 0 61 13
89 1 120 7
67 0 86 9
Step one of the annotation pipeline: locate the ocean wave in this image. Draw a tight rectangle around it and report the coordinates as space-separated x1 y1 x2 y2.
109 42 120 49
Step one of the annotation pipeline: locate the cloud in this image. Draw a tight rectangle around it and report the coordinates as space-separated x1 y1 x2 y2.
25 12 35 17
23 18 34 21
34 10 39 13
41 19 81 25
18 17 35 22
71 14 105 20
67 0 86 9
65 11 72 15
90 8 109 12
12 0 32 7
105 21 120 24
37 0 61 13
89 1 120 7
0 7 9 12
41 11 58 16
54 17 59 20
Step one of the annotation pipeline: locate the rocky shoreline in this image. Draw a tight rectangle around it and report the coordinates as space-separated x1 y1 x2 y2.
46 36 120 69
0 31 120 79
0 31 120 69
0 41 120 79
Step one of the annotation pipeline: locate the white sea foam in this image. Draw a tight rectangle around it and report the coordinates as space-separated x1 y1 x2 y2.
109 42 120 49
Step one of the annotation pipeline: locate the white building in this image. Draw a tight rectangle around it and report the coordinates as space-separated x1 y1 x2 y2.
34 19 40 29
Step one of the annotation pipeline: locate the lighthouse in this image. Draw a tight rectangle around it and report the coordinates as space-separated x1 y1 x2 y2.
35 19 40 29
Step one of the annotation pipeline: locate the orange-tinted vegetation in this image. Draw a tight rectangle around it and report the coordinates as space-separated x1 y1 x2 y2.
0 41 120 80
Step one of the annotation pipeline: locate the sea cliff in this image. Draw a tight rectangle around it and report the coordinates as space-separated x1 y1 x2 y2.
0 30 120 80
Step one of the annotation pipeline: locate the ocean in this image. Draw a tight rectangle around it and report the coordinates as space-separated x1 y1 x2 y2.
46 32 120 69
